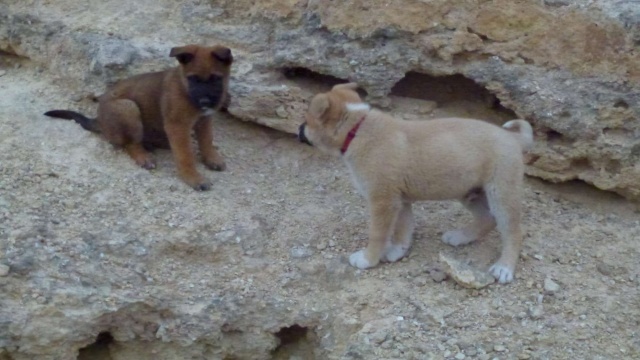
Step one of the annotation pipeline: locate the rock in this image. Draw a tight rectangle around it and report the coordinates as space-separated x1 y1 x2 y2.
544 278 561 294
440 253 495 289
528 305 544 320
518 352 532 359
455 352 466 359
596 261 614 276
0 70 6 77
290 246 314 259
370 330 389 345
429 268 448 282
0 263 9 276
275 105 289 118
316 242 327 250
494 344 506 352
596 260 627 277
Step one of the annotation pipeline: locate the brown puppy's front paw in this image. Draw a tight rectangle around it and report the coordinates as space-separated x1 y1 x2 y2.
181 174 212 191
204 160 226 172
135 158 156 170
192 181 212 191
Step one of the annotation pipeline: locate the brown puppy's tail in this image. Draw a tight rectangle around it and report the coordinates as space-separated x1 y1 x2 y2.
44 110 100 133
502 119 533 151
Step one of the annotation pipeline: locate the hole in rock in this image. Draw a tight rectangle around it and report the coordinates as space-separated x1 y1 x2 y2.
390 71 517 125
77 331 114 360
613 99 629 109
546 129 564 143
281 67 368 98
272 324 316 359
0 48 30 68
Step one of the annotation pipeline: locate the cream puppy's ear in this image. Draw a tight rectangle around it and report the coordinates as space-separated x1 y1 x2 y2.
332 82 359 91
309 94 330 120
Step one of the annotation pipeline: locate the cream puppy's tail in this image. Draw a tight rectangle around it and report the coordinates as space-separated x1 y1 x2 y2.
502 119 533 151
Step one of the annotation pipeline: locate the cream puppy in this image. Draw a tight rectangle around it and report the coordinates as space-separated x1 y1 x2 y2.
298 83 533 283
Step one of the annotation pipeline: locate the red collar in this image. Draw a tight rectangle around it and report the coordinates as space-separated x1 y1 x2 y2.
340 116 366 155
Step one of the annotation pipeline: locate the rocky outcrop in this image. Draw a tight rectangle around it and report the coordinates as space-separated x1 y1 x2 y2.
2 0 639 199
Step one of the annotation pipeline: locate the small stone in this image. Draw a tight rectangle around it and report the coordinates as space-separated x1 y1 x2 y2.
517 352 531 359
440 253 495 289
543 278 560 294
444 350 452 357
455 352 466 359
0 264 9 276
370 330 388 344
316 242 327 250
528 305 544 320
429 268 448 282
36 296 47 304
466 348 477 356
0 70 6 77
290 247 314 259
493 344 506 352
275 106 288 118
596 261 614 276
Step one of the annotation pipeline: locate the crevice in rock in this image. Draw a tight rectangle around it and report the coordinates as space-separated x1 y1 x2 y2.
77 331 114 360
545 129 564 143
280 67 368 98
613 99 629 109
272 324 316 359
389 71 518 123
0 48 30 67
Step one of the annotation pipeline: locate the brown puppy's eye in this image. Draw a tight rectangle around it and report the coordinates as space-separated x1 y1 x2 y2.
212 48 233 65
174 53 194 65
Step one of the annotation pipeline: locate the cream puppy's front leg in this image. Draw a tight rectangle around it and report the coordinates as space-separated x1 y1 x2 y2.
383 202 414 262
349 197 402 269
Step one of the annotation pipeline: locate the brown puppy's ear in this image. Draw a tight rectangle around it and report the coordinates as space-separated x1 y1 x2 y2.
332 82 359 91
170 46 195 65
309 94 330 120
212 47 233 65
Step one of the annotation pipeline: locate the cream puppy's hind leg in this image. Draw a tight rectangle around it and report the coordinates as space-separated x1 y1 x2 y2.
350 197 401 269
485 176 524 284
383 202 414 262
442 190 496 246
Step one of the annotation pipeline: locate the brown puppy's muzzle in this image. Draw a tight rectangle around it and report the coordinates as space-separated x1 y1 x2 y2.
298 123 312 146
186 74 225 110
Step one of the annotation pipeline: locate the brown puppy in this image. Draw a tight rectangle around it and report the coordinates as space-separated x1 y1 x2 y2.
44 44 233 191
298 83 533 283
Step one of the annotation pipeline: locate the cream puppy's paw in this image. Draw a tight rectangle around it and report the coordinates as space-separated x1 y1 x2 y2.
489 263 514 284
349 250 376 269
382 244 409 262
442 230 474 247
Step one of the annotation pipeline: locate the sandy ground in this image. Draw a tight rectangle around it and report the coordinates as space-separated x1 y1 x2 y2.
1 57 640 360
